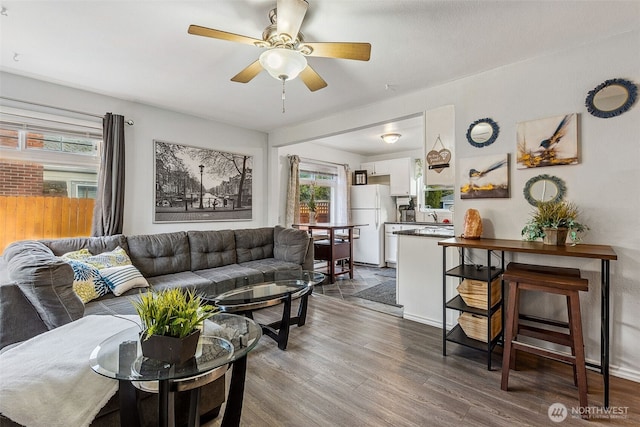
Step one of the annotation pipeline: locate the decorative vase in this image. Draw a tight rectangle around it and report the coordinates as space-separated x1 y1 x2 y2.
309 211 316 224
542 227 569 245
140 329 200 364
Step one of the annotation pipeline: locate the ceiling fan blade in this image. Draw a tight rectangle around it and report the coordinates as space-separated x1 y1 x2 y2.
302 42 371 61
188 25 263 46
276 0 308 41
299 65 327 92
231 60 264 83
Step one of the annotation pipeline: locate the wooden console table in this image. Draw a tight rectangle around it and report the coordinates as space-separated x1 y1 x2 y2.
438 237 617 407
293 223 362 284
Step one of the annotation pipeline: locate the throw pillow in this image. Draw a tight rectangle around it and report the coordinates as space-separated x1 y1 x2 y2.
61 248 93 261
66 259 109 303
83 246 132 269
100 264 149 296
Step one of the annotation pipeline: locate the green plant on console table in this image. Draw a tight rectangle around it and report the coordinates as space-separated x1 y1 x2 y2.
521 200 588 244
132 288 218 339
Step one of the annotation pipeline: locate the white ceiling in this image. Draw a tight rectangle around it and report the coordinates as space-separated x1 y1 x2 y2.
1 1 639 156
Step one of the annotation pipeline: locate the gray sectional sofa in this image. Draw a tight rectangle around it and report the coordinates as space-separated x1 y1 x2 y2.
0 225 313 349
0 225 313 427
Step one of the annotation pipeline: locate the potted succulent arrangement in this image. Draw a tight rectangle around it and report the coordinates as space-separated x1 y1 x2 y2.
521 200 588 245
132 288 217 364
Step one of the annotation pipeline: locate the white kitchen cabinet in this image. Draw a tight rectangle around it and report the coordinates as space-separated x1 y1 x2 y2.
387 158 416 196
360 160 391 176
361 158 415 196
384 223 422 266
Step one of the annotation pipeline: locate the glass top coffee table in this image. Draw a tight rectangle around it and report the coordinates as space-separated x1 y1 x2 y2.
208 270 325 350
90 313 261 427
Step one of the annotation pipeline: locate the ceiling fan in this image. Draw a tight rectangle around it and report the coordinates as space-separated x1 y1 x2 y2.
187 0 371 92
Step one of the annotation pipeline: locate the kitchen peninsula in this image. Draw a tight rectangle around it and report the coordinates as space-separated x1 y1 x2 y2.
395 225 455 327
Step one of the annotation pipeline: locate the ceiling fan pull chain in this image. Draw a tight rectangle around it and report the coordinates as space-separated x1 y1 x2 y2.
281 77 286 113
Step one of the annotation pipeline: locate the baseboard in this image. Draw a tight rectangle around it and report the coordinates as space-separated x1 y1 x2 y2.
608 365 640 383
402 312 442 329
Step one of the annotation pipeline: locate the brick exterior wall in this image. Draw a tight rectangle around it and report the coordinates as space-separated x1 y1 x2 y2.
0 160 44 196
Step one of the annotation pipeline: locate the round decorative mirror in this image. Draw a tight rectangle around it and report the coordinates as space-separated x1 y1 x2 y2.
466 118 499 147
585 78 637 118
523 174 566 206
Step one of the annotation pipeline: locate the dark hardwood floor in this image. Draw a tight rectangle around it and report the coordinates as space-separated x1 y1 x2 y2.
207 293 639 426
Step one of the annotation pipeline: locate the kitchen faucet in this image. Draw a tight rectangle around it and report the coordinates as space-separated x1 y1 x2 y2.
428 211 438 223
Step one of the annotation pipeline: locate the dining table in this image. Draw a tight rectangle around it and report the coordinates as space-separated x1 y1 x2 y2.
293 223 365 284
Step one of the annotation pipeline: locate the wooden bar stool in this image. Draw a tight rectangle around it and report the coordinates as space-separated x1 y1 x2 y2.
501 262 589 408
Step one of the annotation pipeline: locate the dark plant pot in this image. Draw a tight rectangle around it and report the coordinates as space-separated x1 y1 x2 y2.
542 227 569 245
140 329 200 364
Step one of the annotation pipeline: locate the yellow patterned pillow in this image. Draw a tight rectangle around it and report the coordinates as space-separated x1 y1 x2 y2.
83 246 132 269
61 248 93 261
66 260 109 303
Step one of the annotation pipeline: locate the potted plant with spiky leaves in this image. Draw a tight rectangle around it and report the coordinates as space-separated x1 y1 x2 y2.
132 288 217 364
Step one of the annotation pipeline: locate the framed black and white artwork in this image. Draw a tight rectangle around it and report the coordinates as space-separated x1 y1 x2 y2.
153 140 252 222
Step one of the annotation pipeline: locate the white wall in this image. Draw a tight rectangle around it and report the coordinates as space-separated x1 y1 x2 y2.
268 30 640 381
1 72 269 234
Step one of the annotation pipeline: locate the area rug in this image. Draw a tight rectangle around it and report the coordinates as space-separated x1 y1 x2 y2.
352 281 402 307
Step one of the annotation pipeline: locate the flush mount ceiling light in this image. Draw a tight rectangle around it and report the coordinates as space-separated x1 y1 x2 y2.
381 133 401 144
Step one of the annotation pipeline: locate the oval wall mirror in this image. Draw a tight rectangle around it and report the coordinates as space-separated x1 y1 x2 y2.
523 174 566 206
466 118 499 147
585 78 637 118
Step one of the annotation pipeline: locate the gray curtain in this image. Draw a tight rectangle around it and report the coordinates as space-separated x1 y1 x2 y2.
91 113 125 236
285 155 300 227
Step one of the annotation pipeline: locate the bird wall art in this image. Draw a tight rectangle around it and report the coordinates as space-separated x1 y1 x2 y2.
516 113 578 169
460 154 510 199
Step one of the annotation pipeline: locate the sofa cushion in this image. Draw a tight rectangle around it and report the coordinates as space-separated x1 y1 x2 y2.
127 232 190 277
234 228 274 263
188 230 236 270
3 240 83 330
145 271 216 295
40 235 128 257
239 258 302 281
195 264 264 295
273 225 310 265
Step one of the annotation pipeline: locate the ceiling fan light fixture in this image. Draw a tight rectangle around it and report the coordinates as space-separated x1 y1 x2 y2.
259 48 307 81
381 133 401 144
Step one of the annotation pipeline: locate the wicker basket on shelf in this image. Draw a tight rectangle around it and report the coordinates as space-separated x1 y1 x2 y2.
458 308 502 343
456 278 501 309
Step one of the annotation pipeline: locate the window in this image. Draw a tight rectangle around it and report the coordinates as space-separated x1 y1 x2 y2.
0 110 101 197
0 107 102 253
299 162 338 223
424 186 455 210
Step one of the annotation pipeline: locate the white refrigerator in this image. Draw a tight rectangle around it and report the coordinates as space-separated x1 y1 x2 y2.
350 184 395 267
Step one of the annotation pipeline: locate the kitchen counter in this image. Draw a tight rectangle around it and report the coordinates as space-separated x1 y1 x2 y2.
385 221 451 225
393 225 454 238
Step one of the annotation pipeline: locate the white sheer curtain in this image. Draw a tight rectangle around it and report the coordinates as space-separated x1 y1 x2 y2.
335 164 350 224
285 155 300 227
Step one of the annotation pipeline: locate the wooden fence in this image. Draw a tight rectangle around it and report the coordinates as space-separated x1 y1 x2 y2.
0 196 94 254
300 201 330 223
